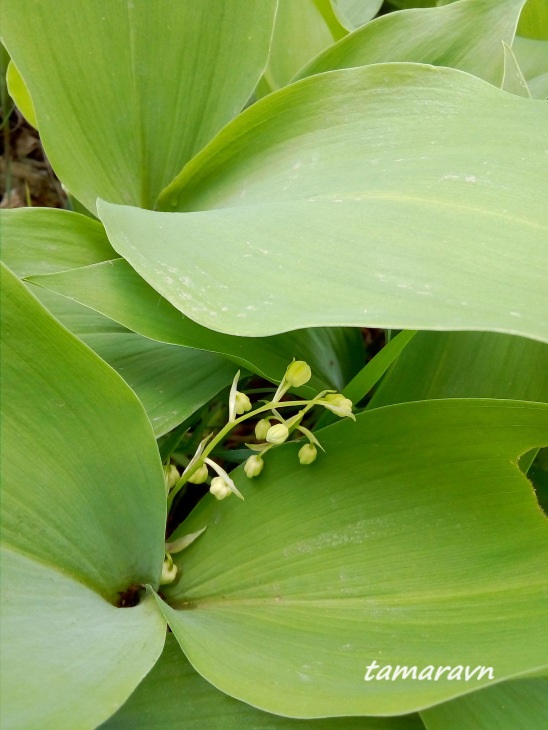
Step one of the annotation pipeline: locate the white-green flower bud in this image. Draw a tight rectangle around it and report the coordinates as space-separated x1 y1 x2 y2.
210 476 231 500
285 360 312 387
266 423 289 444
322 393 354 418
244 454 264 478
298 443 317 465
255 418 271 440
188 463 208 484
235 391 252 415
159 554 178 585
163 463 179 491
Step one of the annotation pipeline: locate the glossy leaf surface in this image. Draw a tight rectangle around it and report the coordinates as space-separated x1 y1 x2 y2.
103 634 424 730
299 0 525 85
1 208 237 436
421 677 548 730
370 332 548 407
0 1 277 212
158 400 548 717
29 259 363 393
257 0 337 95
98 66 547 342
1 265 167 728
331 0 384 30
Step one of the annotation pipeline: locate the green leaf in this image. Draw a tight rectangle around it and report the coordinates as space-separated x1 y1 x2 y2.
0 264 167 729
257 0 338 96
158 400 548 717
517 0 548 40
99 65 547 342
421 677 548 729
0 0 277 212
86 333 236 438
1 550 166 730
102 633 425 729
28 259 363 393
0 208 116 277
331 0 384 30
299 0 525 85
315 330 417 428
343 330 417 405
512 35 548 98
6 59 36 127
502 41 531 96
1 208 237 437
388 1 440 7
370 332 548 407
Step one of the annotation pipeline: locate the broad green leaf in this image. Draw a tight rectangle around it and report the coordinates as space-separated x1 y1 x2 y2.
512 35 548 98
502 41 531 96
389 0 453 8
517 0 548 39
0 264 167 729
331 0 384 30
6 59 36 127
370 332 548 407
343 330 417 405
1 264 166 595
0 208 116 277
158 400 548 717
102 65 547 342
1 208 237 437
86 333 236 437
388 1 434 7
28 260 363 393
315 330 417 428
0 1 277 212
102 633 425 730
0 550 165 730
257 0 337 97
421 677 548 729
298 0 525 85
312 0 349 40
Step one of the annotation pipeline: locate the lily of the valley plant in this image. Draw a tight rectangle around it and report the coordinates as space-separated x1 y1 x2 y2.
1 1 547 729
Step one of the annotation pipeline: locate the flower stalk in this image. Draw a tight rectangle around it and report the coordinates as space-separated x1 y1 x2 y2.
167 363 355 510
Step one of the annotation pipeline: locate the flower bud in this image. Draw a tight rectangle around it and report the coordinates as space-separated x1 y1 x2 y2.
210 476 231 500
285 360 312 387
255 418 271 440
159 554 178 585
244 454 264 478
266 423 289 444
298 443 317 465
321 393 354 418
163 463 179 491
188 463 208 484
235 391 252 415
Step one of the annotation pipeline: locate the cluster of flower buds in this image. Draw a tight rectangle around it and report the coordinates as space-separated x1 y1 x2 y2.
239 360 354 487
166 360 355 509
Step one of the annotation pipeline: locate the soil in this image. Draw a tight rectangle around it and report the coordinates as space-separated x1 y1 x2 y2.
1 109 66 209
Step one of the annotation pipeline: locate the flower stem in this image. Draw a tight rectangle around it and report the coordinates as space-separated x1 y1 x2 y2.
167 396 327 509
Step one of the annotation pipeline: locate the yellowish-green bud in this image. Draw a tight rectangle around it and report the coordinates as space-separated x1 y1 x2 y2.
255 418 271 440
235 391 252 415
163 463 179 491
285 360 312 388
210 476 231 500
322 393 354 418
244 454 264 478
188 463 208 484
266 423 289 444
159 554 178 585
298 443 317 465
